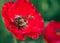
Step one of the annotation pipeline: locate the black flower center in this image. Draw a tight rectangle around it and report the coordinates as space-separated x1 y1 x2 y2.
14 16 28 29
56 29 60 35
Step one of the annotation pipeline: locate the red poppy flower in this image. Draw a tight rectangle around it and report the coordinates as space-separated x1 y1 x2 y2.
52 41 60 43
2 0 44 40
44 21 60 43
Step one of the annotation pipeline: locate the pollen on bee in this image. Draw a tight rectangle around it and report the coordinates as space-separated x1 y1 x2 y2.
27 15 34 19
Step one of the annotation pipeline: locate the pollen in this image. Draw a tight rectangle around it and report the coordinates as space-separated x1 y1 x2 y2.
56 32 60 35
14 16 28 29
56 30 60 35
27 15 34 19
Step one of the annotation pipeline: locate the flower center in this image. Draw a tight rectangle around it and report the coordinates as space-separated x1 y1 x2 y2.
14 16 28 29
57 41 60 43
56 30 60 35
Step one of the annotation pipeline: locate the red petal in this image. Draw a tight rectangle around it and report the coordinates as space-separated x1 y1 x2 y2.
2 0 44 40
44 21 60 43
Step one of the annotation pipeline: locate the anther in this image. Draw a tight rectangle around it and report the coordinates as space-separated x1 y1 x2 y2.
14 16 28 29
56 30 60 35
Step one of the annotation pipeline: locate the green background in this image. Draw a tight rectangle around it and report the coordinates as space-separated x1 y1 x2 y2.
0 0 60 43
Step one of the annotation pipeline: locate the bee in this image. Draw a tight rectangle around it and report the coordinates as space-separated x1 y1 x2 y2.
27 15 34 19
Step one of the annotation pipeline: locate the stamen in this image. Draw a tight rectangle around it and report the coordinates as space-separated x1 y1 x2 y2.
56 30 60 35
14 16 28 29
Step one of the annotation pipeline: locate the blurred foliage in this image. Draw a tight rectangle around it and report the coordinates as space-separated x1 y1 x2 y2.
30 0 60 21
0 0 60 43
